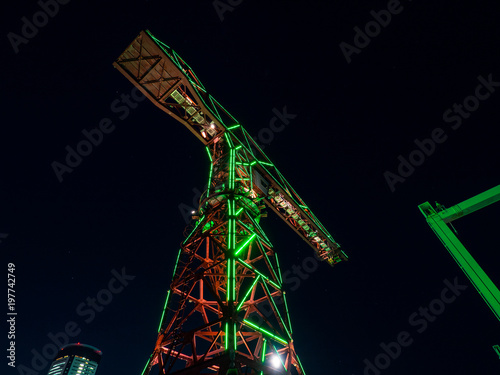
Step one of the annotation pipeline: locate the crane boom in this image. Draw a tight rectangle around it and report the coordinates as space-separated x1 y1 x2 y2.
113 30 347 266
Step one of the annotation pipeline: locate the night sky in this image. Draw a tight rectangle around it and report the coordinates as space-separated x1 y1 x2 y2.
2 1 500 374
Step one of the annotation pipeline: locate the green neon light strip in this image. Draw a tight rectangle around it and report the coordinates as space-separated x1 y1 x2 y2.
205 146 213 161
238 259 281 290
232 215 236 249
229 147 235 190
275 253 283 284
232 256 236 301
227 132 235 148
282 292 293 335
247 215 273 247
227 124 240 130
262 281 292 340
232 148 236 189
226 258 231 302
229 148 233 190
207 162 213 198
206 147 213 198
243 319 288 345
172 248 183 278
157 289 171 332
226 258 233 303
269 342 287 371
237 275 261 311
157 246 184 331
233 322 237 351
235 233 257 256
258 160 274 167
232 205 236 250
140 354 153 375
260 338 267 375
228 199 236 251
209 95 239 124
259 238 280 283
250 162 254 189
227 200 233 250
182 217 203 245
237 219 259 237
225 322 229 350
208 96 223 124
235 207 244 216
296 353 307 375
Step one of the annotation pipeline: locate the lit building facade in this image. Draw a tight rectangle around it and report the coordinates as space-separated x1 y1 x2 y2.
47 343 102 375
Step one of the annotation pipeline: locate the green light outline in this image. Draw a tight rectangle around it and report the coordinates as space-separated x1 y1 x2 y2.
232 256 236 301
296 353 307 375
157 289 171 332
227 258 233 303
233 321 237 351
282 291 293 335
235 233 257 256
269 342 287 371
260 338 267 375
493 345 500 359
247 214 273 247
140 354 153 375
206 147 213 199
238 259 281 290
182 218 203 245
257 160 274 167
236 275 261 311
243 319 288 345
262 281 292 340
225 322 229 350
258 238 280 284
275 253 283 285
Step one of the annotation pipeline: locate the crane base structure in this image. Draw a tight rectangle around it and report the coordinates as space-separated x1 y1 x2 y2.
113 30 347 375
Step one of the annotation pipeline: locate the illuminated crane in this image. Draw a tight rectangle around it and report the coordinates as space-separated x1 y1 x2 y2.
114 30 347 375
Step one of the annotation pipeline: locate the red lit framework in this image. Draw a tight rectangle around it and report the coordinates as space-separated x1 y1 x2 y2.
144 137 304 374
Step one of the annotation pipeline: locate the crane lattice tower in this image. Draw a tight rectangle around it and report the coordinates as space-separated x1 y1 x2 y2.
114 30 347 375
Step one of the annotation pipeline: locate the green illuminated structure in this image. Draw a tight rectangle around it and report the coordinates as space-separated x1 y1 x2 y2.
419 185 500 359
114 31 346 375
493 344 500 359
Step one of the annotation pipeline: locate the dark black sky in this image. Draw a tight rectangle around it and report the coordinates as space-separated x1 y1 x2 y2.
2 1 500 374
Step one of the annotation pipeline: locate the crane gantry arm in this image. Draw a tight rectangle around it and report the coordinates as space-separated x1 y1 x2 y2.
113 30 347 266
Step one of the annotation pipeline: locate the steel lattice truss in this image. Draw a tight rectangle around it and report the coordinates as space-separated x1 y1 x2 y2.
113 30 347 375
